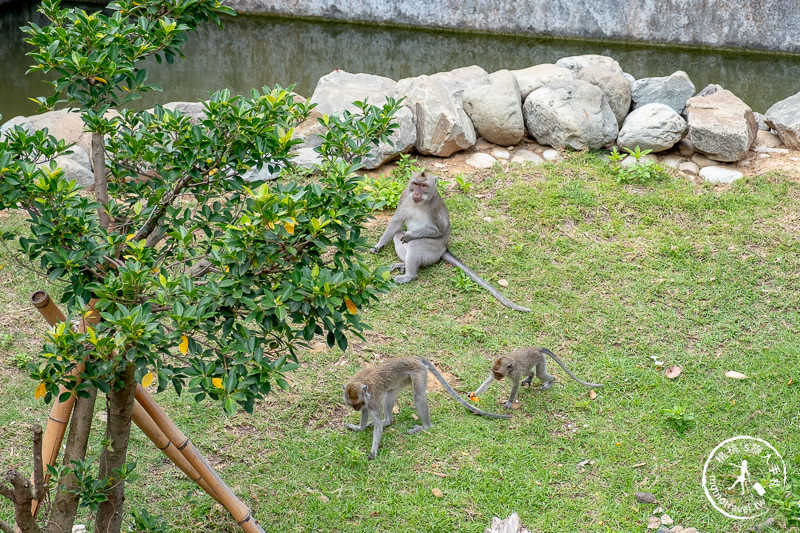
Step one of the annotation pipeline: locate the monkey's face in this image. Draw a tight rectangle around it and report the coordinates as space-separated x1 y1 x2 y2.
409 172 435 203
344 383 365 410
492 357 510 380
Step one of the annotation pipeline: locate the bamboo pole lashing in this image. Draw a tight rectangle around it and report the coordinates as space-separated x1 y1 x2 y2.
134 386 265 533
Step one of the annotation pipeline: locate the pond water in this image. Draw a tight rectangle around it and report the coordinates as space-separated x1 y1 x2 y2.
2 2 800 120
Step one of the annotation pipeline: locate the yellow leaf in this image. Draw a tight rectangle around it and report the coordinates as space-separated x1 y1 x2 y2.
34 382 46 400
141 372 155 387
126 234 136 241
212 377 223 389
345 297 357 314
179 335 188 355
93 76 108 85
284 221 295 235
209 168 218 176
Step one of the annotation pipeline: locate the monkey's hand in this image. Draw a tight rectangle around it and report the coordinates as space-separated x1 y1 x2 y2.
521 376 533 387
346 423 364 432
400 232 414 243
369 245 381 254
504 401 514 409
367 452 377 460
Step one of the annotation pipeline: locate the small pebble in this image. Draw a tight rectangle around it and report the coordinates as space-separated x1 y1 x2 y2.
491 148 511 160
635 491 657 504
497 279 509 287
465 152 497 169
660 514 674 526
542 149 560 161
483 216 493 222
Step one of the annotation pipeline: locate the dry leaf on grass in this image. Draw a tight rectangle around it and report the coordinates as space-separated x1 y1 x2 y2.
725 370 747 379
589 390 597 400
431 488 443 498
647 516 661 529
665 366 682 379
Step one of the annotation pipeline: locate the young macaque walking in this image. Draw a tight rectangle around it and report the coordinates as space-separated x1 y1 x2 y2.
371 170 530 312
471 347 603 409
343 357 510 459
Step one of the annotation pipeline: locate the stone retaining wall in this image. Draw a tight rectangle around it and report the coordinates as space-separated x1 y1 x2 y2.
219 0 800 54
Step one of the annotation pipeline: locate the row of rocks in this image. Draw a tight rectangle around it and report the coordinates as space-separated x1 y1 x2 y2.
304 54 800 168
3 54 799 185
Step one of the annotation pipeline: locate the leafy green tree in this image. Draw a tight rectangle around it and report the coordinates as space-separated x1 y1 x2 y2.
0 1 399 531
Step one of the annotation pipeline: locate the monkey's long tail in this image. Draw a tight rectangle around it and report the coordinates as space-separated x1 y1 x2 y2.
442 251 531 312
419 358 511 419
540 348 603 388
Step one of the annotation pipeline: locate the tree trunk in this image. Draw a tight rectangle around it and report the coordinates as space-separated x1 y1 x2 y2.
47 388 97 533
92 131 109 229
0 426 45 533
94 365 136 533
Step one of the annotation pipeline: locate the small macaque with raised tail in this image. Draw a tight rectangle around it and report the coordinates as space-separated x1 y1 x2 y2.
471 347 603 409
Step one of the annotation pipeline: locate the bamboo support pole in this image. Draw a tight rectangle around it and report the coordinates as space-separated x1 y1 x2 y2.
134 386 265 533
30 291 263 532
30 291 93 517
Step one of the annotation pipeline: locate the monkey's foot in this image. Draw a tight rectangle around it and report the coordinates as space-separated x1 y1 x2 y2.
346 423 364 431
390 262 406 273
504 401 514 409
367 452 377 460
393 274 415 284
521 376 533 387
407 425 428 434
539 382 553 390
369 246 381 254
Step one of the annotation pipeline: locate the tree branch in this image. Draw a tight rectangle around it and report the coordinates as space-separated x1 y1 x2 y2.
92 132 110 229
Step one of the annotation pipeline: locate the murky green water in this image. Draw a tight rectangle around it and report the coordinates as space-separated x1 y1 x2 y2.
2 2 800 120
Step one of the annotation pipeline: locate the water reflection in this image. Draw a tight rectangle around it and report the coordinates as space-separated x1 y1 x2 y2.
2 3 800 119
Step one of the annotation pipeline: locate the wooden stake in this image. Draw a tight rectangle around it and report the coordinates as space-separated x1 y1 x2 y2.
135 386 265 533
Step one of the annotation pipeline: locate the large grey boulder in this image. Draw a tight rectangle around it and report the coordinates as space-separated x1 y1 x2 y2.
685 90 758 162
511 63 573 100
576 66 631 126
2 109 93 156
39 146 95 188
309 70 396 115
308 70 415 167
555 54 624 75
765 91 800 148
362 106 417 168
617 103 687 152
161 101 208 123
430 65 488 104
462 69 524 145
523 79 618 150
631 71 696 114
394 75 476 156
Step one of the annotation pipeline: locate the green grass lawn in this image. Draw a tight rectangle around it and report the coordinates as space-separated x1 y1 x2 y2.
1 153 798 532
